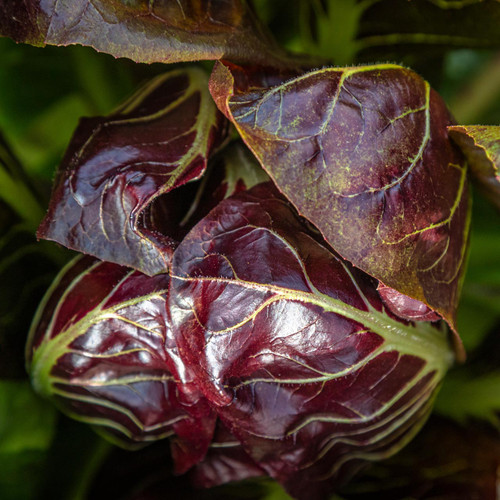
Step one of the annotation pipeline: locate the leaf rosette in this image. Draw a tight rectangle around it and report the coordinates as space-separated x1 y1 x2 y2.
0 0 496 498
169 183 454 499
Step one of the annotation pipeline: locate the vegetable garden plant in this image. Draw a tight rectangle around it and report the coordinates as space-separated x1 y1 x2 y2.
1 1 499 499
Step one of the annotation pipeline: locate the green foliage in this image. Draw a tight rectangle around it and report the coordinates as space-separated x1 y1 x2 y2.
0 381 56 500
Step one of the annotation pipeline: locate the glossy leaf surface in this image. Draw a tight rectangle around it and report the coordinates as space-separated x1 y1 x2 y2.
38 68 227 275
169 183 453 499
448 125 500 210
0 0 292 68
377 284 441 323
210 62 470 338
27 256 215 463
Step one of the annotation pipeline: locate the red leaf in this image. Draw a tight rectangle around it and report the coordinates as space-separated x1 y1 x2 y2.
27 255 215 468
210 62 470 356
38 68 228 275
169 182 453 499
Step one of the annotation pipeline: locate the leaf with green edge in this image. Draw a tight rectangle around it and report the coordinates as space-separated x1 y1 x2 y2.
0 0 296 68
209 61 470 354
448 125 500 210
38 68 228 275
169 182 454 500
26 255 216 471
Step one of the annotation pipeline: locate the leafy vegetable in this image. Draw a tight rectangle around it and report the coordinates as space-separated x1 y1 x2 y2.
1 1 499 499
26 256 215 470
169 182 453 499
210 61 470 342
0 0 295 68
37 68 227 275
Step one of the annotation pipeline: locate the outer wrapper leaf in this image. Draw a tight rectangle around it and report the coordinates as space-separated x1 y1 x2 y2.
448 125 500 211
38 68 227 275
26 256 215 469
210 62 470 349
169 183 454 500
0 0 293 68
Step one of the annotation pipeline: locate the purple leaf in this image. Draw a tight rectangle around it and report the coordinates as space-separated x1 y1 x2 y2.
38 68 228 275
209 62 470 351
169 182 454 499
27 255 215 467
448 125 500 211
0 0 294 68
377 284 440 322
190 420 265 488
